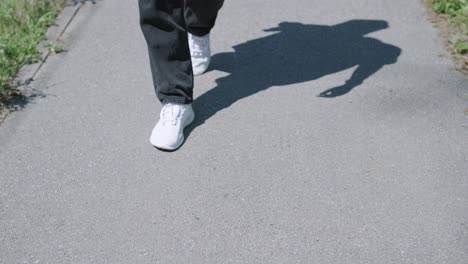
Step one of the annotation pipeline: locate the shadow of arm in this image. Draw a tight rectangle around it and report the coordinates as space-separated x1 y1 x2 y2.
318 62 384 98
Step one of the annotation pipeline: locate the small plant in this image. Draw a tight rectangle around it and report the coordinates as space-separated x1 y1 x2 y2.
454 40 468 53
46 42 65 54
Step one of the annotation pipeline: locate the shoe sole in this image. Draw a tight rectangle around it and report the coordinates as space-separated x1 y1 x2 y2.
153 111 195 152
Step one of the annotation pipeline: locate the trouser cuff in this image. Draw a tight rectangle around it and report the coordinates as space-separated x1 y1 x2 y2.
161 96 192 105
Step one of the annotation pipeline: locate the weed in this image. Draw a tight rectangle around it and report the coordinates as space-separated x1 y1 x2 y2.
46 42 65 54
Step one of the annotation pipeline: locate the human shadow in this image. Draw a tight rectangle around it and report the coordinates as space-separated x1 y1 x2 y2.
188 20 401 134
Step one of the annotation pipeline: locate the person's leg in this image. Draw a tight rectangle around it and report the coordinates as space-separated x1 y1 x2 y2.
139 0 195 151
184 0 224 36
139 0 193 104
138 0 223 150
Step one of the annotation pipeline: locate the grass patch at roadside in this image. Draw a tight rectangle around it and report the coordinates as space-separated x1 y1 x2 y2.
0 0 64 108
427 0 468 70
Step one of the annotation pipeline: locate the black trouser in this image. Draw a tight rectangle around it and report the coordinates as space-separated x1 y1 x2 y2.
139 0 224 104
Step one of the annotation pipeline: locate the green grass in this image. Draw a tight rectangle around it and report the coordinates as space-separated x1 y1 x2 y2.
0 0 63 106
431 0 468 54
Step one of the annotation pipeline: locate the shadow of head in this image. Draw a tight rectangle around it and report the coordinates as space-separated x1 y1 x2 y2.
189 19 401 131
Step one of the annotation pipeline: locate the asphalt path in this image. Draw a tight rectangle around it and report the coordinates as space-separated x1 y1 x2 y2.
1 0 467 263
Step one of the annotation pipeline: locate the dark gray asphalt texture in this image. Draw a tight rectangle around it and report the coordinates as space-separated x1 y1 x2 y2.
1 0 467 263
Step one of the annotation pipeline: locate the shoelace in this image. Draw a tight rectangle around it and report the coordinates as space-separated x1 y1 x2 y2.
161 104 183 125
189 34 208 57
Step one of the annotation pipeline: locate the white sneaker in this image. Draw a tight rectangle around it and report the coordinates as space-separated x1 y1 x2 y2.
188 33 211 76
150 103 195 151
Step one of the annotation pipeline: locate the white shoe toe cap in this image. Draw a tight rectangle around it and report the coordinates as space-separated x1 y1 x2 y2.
150 124 184 150
192 58 210 76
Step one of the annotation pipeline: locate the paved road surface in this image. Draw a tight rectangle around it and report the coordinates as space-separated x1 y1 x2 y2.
1 0 467 263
